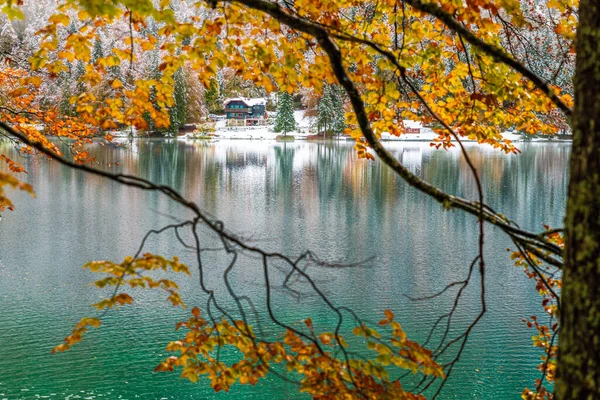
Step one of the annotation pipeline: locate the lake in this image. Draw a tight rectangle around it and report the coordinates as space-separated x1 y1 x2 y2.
0 139 569 399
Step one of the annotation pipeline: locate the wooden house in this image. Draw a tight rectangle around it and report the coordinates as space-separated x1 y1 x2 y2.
223 98 267 126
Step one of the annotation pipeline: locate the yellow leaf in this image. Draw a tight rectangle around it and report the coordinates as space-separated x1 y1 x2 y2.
30 56 47 71
20 76 42 88
384 309 394 321
9 87 28 97
57 51 76 62
49 13 70 26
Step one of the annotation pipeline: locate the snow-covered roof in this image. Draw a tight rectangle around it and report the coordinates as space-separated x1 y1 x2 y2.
223 97 267 107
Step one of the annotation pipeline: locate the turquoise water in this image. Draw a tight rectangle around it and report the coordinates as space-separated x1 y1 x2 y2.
0 139 569 399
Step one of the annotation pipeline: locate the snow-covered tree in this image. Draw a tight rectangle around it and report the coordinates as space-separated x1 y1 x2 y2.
142 49 160 134
0 21 17 55
274 91 296 136
204 77 221 113
317 85 334 136
330 85 345 136
317 85 345 137
74 61 85 95
91 37 104 64
166 66 187 136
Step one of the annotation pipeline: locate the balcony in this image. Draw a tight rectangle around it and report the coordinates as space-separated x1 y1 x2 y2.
225 107 251 113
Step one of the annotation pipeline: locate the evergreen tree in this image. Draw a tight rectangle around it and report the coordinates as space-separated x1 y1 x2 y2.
204 77 220 113
91 37 103 63
143 49 160 134
0 21 17 55
57 21 79 117
317 85 345 137
66 22 78 77
317 85 335 136
59 81 73 116
166 40 189 136
167 67 187 136
107 41 122 80
331 85 345 136
74 61 85 89
274 91 296 136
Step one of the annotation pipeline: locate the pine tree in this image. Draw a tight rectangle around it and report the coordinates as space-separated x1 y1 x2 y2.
331 85 345 136
74 60 86 96
59 81 73 116
167 67 188 136
274 91 296 136
317 85 345 137
91 37 103 63
57 21 79 117
66 22 78 76
107 41 122 81
0 21 17 55
56 25 70 116
143 49 160 134
317 85 335 136
204 77 220 113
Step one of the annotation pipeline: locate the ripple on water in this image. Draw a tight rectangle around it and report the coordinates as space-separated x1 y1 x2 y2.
0 140 568 399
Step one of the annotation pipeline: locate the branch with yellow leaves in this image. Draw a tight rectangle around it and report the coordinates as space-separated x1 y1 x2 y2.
209 0 563 395
223 0 563 264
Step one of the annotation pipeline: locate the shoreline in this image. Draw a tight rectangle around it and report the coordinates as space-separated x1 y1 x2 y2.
106 134 573 143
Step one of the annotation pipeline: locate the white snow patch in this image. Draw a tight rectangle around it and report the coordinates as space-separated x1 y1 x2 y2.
222 97 267 107
208 109 315 140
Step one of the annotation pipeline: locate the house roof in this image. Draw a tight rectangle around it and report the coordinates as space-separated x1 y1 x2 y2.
223 97 267 107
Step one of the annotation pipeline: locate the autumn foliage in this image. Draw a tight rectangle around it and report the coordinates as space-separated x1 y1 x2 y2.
1 0 576 203
52 253 443 399
155 308 443 399
512 227 564 399
0 0 578 397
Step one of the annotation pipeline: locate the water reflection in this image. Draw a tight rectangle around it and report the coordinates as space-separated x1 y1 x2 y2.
0 139 569 399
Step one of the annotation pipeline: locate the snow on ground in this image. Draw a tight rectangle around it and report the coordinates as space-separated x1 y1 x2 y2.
179 109 317 140
379 121 525 142
210 112 527 142
294 109 313 130
114 110 535 142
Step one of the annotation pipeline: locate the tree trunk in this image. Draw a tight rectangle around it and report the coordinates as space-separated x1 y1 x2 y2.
556 1 600 398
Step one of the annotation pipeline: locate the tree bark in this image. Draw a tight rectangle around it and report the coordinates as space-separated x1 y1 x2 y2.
556 1 600 397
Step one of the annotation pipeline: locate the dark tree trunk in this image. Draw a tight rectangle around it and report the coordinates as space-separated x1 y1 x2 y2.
556 1 600 397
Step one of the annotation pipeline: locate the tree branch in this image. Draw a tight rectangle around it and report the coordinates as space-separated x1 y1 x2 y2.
401 0 572 117
222 0 563 263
